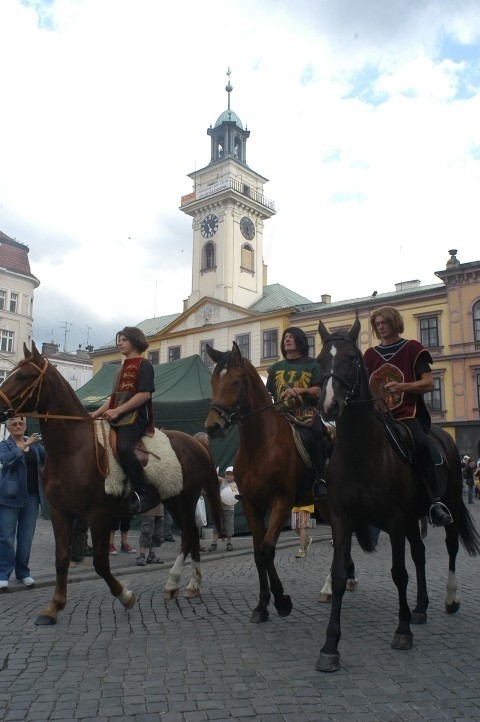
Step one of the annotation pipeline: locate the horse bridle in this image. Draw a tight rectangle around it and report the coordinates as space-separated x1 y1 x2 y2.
209 359 249 429
0 359 50 418
319 335 364 407
0 359 92 422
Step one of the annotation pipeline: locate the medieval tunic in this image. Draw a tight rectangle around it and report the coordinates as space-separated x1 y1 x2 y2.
108 357 155 436
364 338 432 432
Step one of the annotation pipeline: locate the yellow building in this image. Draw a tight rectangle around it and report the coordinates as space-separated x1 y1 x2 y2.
91 77 480 459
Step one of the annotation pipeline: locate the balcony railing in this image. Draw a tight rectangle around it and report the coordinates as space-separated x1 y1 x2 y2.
181 177 275 212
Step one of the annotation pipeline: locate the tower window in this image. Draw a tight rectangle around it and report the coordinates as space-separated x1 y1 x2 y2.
202 242 216 270
241 244 254 272
217 136 224 159
234 137 242 160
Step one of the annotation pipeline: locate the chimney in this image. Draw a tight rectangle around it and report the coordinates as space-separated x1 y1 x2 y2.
321 294 331 304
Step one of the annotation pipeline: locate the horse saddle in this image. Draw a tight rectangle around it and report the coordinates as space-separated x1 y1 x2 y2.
379 413 443 466
109 428 149 468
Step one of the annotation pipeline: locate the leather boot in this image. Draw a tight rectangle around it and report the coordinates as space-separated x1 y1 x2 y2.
423 465 453 527
313 479 327 502
125 459 149 514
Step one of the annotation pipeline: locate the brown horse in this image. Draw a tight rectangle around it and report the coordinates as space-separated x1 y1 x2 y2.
204 342 356 623
316 318 480 672
0 343 223 625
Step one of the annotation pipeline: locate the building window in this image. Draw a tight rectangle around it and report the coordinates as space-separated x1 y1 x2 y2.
9 292 18 313
0 330 14 353
307 334 315 358
200 340 214 368
0 290 6 311
420 316 439 348
424 377 442 413
474 301 480 342
148 350 159 365
262 329 278 360
168 346 181 363
241 244 254 272
235 333 250 359
477 373 480 414
202 242 216 270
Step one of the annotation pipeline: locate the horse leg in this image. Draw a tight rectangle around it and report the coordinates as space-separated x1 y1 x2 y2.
444 523 460 614
184 559 202 599
242 502 278 623
164 552 186 600
406 523 429 624
35 507 74 626
317 528 352 673
91 517 135 610
389 531 413 650
264 504 293 618
319 551 357 603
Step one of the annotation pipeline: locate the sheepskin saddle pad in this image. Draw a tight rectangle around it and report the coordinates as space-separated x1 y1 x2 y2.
95 422 183 500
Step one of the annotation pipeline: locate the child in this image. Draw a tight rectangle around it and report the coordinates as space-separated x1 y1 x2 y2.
136 504 164 566
291 503 314 558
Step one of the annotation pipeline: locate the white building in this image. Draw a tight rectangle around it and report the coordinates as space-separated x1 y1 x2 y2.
0 230 40 383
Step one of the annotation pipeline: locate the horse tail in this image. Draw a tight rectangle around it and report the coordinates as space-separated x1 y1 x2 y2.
202 462 225 537
458 499 480 556
354 522 376 554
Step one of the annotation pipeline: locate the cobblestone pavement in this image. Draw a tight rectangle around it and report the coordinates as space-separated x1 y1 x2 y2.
0 506 479 722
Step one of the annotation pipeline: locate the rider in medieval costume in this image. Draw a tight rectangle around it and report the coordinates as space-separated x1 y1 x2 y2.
364 306 452 527
92 326 155 514
266 327 329 502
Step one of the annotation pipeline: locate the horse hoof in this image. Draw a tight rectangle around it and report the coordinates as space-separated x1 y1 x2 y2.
391 633 413 650
316 652 340 673
35 614 57 626
163 589 179 600
411 611 427 624
318 592 332 603
445 600 460 615
346 578 358 592
250 610 269 623
117 588 136 610
184 588 200 599
274 595 292 617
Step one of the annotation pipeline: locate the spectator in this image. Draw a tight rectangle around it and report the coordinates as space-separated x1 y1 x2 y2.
209 466 237 552
136 504 164 566
292 503 314 558
0 416 46 592
109 517 136 554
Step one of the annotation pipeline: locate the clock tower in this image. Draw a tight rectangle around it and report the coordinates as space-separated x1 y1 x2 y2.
180 70 276 309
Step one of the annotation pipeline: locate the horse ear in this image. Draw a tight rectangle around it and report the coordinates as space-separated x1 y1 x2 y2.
206 344 223 364
318 320 330 342
32 342 44 364
347 317 361 342
23 342 33 360
232 341 242 361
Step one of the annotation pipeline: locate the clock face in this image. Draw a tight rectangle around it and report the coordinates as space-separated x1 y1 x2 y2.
240 216 255 240
200 214 218 238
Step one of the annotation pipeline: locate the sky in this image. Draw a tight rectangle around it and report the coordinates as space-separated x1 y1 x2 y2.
1 0 480 352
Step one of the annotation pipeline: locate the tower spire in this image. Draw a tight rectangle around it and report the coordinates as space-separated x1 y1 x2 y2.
225 67 233 114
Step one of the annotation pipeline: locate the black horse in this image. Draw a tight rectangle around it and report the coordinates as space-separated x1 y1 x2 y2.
315 318 480 672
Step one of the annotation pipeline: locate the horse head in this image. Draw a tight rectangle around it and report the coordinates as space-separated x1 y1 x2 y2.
204 342 249 438
0 342 49 420
316 317 364 421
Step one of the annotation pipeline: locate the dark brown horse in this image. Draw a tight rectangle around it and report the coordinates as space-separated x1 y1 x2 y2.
204 342 356 623
316 318 480 672
0 343 223 625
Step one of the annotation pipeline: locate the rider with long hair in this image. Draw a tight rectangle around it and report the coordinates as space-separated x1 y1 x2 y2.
364 306 452 527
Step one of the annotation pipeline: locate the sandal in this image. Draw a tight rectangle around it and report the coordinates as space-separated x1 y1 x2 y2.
208 543 217 552
226 542 233 551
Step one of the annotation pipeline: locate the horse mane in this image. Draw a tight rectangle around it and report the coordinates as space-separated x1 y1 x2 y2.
28 345 90 416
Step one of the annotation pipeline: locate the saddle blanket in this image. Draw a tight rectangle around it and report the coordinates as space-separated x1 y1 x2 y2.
95 422 183 500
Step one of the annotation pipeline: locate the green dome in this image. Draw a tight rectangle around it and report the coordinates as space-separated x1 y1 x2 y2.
214 109 244 129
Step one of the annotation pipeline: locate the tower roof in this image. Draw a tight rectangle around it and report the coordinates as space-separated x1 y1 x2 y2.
214 109 244 129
